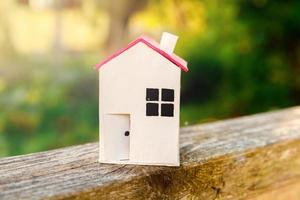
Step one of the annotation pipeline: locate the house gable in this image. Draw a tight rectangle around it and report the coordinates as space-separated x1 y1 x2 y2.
95 36 188 72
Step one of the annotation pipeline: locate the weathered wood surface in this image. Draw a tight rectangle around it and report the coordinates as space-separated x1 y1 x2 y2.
251 181 300 200
1 106 300 200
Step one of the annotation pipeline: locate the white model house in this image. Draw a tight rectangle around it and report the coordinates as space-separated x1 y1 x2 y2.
95 32 188 166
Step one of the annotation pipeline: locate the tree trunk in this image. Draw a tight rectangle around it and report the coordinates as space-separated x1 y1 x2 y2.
105 0 148 54
0 1 15 56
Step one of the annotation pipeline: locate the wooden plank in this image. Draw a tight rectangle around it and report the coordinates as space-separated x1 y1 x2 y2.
248 181 300 200
0 106 300 200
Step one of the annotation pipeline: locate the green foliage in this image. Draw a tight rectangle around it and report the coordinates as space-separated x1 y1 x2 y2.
180 0 299 122
0 56 99 156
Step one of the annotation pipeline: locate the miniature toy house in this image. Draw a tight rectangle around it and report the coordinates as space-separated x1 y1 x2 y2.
95 32 188 166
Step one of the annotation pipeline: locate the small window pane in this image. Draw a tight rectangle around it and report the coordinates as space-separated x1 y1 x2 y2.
162 89 174 102
161 103 174 117
146 103 159 116
146 88 159 101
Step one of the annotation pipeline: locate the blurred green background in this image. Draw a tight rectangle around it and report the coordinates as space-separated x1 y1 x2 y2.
0 0 299 157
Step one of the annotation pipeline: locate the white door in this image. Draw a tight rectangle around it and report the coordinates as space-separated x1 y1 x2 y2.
103 114 130 161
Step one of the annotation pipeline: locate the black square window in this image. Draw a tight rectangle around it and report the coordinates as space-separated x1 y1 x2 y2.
146 88 159 101
146 103 159 116
161 103 174 117
162 89 174 102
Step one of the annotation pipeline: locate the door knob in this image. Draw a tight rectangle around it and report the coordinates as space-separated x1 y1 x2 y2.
124 131 130 136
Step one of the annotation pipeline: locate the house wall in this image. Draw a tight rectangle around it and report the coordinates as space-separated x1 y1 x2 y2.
99 43 181 165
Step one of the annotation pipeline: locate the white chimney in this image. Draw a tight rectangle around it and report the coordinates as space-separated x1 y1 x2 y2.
160 32 178 54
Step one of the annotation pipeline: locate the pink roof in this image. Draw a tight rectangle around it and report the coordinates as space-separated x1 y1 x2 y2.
95 36 188 72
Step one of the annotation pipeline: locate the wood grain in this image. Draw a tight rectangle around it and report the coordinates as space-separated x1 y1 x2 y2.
1 106 300 200
249 181 300 200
